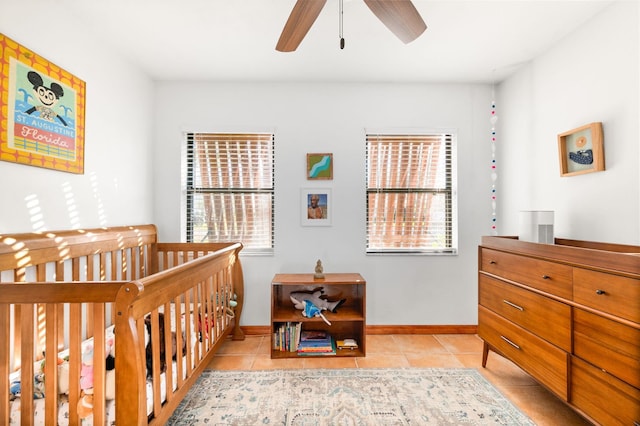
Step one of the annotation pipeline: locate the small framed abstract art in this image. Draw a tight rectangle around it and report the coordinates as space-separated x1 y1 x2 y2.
301 188 331 226
557 122 604 177
0 33 86 174
306 153 333 180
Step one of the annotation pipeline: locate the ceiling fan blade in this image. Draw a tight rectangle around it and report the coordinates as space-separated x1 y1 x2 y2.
363 0 427 44
276 0 328 52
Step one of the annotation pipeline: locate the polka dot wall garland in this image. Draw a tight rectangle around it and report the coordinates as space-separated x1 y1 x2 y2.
490 99 498 235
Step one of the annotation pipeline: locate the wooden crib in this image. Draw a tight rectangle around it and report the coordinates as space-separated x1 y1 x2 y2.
0 224 245 425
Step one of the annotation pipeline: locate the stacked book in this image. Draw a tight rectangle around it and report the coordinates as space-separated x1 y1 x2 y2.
297 330 336 356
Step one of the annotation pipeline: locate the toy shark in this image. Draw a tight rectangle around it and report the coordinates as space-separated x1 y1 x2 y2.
302 300 331 325
289 287 346 313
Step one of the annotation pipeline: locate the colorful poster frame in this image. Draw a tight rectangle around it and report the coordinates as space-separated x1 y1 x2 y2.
0 33 86 174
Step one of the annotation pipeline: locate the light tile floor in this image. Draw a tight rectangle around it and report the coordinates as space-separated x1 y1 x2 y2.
207 334 592 426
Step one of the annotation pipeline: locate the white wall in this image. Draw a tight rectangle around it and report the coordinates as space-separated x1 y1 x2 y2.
154 82 494 326
3 1 636 329
498 0 639 244
0 4 155 233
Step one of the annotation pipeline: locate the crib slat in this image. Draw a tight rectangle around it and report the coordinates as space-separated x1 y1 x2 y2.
173 296 185 389
0 304 9 424
137 245 145 279
87 255 95 339
206 276 215 347
196 289 205 361
13 269 24 368
149 309 163 415
114 249 121 281
129 247 136 280
68 303 82 426
36 263 46 359
183 291 193 379
44 303 59 425
93 303 107 426
56 261 65 353
163 302 175 406
20 304 35 425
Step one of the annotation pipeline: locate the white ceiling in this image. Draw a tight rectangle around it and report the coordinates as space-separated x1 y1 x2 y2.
65 0 613 84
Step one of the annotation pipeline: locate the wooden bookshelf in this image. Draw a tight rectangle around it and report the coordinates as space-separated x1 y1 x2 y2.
270 273 366 358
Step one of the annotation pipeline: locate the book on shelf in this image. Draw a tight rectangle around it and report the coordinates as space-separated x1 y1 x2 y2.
273 322 302 352
297 344 333 352
298 330 332 351
300 330 330 341
298 336 331 346
297 337 337 356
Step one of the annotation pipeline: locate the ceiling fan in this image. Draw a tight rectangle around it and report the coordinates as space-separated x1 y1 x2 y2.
276 0 427 52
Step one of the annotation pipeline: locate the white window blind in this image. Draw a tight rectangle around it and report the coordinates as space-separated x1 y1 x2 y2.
185 133 274 253
366 133 457 254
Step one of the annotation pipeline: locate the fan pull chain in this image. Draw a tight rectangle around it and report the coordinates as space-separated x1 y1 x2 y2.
339 0 345 49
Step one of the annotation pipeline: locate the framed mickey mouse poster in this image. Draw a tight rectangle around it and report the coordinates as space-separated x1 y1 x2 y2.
557 122 604 177
0 33 86 174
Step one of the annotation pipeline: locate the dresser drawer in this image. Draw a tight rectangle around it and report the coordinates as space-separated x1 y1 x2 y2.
571 356 640 426
479 275 571 351
480 248 573 299
478 306 568 399
573 268 640 323
573 308 640 389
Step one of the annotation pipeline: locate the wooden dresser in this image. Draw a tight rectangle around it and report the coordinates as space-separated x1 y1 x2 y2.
478 236 640 425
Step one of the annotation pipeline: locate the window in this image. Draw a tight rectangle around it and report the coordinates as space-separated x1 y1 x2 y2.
366 132 457 254
185 132 274 254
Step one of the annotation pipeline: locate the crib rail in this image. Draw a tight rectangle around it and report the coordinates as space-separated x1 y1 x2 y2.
115 242 243 425
155 242 245 340
0 224 157 361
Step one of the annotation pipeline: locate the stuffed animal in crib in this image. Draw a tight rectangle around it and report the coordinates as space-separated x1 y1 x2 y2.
77 393 94 419
144 312 186 378
77 346 95 419
77 336 116 419
9 373 45 400
79 345 95 393
105 337 115 400
289 287 346 313
9 355 68 402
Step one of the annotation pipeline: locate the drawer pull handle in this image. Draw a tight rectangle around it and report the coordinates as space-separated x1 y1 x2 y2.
503 299 524 311
541 275 550 279
595 289 606 295
500 335 521 350
489 260 497 264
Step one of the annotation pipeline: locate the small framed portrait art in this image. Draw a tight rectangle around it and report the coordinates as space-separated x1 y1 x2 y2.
301 188 331 226
557 122 604 177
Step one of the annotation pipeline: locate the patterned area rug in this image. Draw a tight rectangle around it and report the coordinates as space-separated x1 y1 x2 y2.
168 368 535 425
